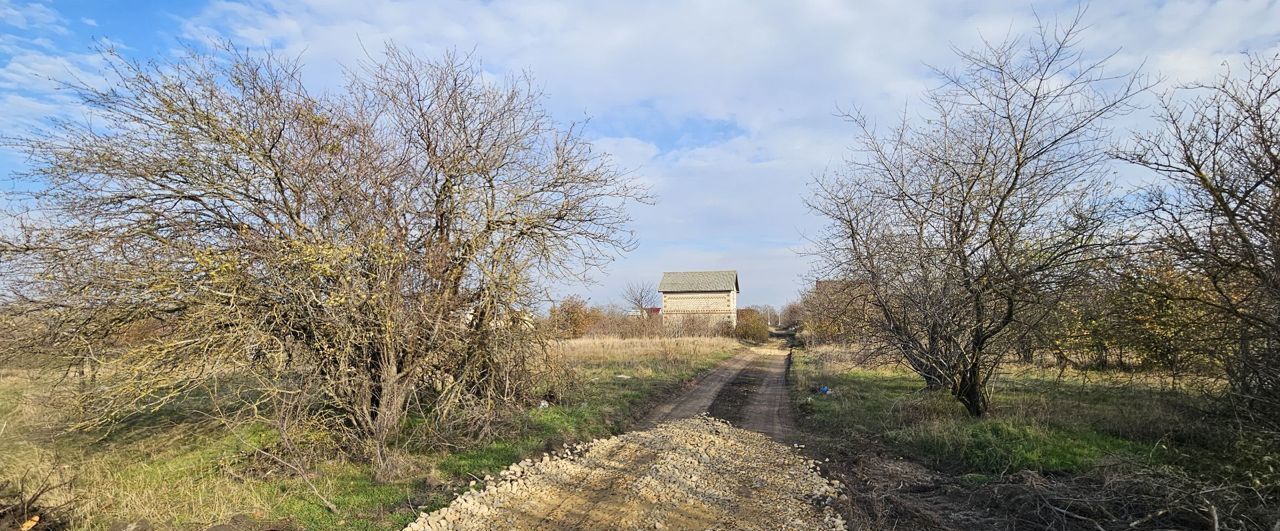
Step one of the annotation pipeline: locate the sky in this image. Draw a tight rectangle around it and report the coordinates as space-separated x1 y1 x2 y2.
1 0 1278 308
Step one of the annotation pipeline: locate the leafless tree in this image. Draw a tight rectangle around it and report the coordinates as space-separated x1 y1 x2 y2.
779 302 803 329
1120 54 1280 433
0 43 648 479
797 280 870 346
749 304 778 327
621 281 658 316
808 13 1143 415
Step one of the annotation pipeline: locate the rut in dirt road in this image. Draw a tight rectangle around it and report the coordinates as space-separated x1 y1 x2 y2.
405 343 822 531
645 344 795 440
636 349 756 429
708 346 795 440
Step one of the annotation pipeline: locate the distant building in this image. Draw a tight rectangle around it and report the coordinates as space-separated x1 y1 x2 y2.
623 307 661 318
658 270 739 328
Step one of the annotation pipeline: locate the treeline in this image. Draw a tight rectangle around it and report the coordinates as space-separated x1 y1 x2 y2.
546 293 774 343
802 13 1278 436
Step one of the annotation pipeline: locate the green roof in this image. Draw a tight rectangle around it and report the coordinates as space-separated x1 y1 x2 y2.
658 270 739 293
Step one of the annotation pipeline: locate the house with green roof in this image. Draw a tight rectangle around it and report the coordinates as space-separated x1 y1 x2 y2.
657 270 739 329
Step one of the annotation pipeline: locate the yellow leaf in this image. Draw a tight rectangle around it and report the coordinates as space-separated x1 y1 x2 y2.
21 515 39 531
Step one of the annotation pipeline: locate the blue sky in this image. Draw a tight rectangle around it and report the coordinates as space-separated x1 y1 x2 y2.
2 0 1279 307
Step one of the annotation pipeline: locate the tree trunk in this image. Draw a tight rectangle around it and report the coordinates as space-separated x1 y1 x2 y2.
955 363 987 417
903 350 947 390
368 354 411 483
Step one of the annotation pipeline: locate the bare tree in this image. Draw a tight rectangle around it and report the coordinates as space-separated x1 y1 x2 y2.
621 281 658 316
808 13 1143 416
1120 54 1280 433
0 44 647 479
779 302 803 329
749 304 778 327
798 280 870 346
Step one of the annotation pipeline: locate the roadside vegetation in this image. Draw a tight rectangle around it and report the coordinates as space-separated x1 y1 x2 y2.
793 348 1248 475
790 348 1279 529
796 11 1279 530
0 337 737 529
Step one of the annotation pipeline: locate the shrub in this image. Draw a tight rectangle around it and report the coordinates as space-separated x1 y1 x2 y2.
734 309 769 343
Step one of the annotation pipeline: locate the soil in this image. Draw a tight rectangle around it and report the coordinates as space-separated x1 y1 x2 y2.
407 343 832 530
737 347 795 440
636 349 756 428
403 416 844 530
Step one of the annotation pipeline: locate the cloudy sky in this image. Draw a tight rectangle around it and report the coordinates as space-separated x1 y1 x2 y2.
2 0 1278 307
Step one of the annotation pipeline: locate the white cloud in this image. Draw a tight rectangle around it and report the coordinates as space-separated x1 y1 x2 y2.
0 0 65 34
175 0 1280 306
0 49 102 91
2 0 1277 306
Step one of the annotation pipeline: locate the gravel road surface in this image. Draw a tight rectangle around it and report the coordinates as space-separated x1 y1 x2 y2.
405 345 843 530
404 416 845 530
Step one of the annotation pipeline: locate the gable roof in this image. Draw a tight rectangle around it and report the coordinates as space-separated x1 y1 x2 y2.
658 270 739 293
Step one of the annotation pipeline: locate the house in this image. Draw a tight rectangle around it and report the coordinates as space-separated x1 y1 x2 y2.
658 270 739 328
624 307 662 318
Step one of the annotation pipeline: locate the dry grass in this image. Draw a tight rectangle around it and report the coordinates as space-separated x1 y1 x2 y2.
0 336 742 530
550 336 739 370
0 367 276 529
792 345 1254 475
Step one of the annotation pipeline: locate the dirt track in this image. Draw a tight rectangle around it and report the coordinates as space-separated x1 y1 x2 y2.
404 416 843 530
733 347 795 440
640 345 792 436
405 344 829 530
636 349 757 429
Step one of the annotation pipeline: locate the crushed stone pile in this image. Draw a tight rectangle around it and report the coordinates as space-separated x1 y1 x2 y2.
405 416 846 530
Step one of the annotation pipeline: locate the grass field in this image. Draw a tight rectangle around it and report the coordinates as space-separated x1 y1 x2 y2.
788 346 1258 479
0 336 739 530
789 346 1280 529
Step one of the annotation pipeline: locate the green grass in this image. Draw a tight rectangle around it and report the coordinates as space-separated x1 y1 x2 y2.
885 418 1145 474
790 352 1221 476
261 464 421 531
0 337 739 530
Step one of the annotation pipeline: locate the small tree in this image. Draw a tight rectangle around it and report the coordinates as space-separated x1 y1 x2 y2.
798 280 869 345
808 14 1142 415
750 304 779 327
621 281 659 316
550 295 601 339
1044 251 1225 377
779 302 804 329
1121 55 1280 432
0 44 647 479
734 308 769 343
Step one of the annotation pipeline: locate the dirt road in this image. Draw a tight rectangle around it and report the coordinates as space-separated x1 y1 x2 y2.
404 417 843 530
640 345 793 438
636 349 757 429
405 344 830 530
724 346 795 440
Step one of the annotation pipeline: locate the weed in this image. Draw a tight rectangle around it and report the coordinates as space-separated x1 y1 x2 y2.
789 348 1226 476
0 337 737 529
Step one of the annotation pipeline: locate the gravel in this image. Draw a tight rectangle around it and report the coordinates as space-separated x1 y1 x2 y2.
404 416 846 530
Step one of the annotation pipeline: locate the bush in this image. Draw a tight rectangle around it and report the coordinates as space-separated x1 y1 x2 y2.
734 309 769 343
550 296 602 339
